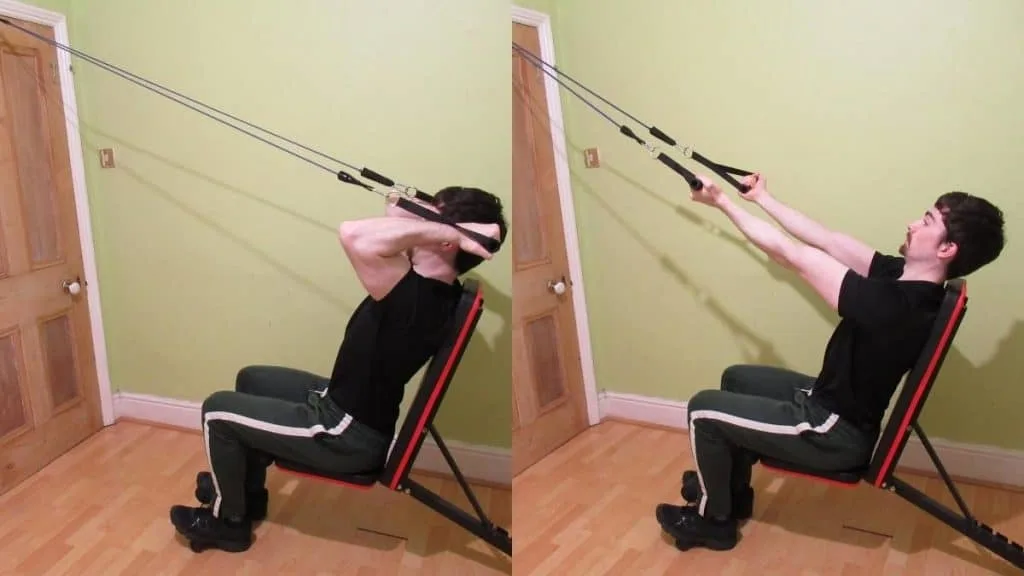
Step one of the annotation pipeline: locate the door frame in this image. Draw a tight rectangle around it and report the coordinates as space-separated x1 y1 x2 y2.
0 0 114 426
512 5 599 426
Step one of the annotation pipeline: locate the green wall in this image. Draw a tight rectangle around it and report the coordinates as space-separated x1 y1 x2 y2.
51 1 511 448
538 0 1023 451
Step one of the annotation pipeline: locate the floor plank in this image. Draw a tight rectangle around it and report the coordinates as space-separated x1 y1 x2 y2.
0 421 511 575
512 420 1024 576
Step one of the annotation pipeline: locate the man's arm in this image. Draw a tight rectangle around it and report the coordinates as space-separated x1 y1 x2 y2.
717 197 849 312
752 192 876 277
338 217 461 300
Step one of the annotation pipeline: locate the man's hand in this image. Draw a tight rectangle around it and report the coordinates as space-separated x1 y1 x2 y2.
452 222 501 260
690 175 726 207
739 173 770 203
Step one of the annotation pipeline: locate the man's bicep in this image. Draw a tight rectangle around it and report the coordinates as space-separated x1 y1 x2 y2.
341 245 411 301
788 245 850 312
824 232 876 277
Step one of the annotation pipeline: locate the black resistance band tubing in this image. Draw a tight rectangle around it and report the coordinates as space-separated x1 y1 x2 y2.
512 41 753 193
0 17 498 252
0 17 388 192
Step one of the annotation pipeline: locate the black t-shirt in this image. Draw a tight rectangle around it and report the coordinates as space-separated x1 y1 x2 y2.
327 269 462 439
809 252 945 439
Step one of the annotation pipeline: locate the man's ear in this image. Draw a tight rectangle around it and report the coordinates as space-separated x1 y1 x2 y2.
938 240 958 262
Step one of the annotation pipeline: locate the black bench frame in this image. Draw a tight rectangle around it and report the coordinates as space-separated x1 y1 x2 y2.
274 279 512 556
759 279 1022 571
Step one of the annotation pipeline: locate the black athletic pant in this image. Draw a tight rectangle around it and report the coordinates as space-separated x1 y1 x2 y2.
687 364 875 519
200 365 391 520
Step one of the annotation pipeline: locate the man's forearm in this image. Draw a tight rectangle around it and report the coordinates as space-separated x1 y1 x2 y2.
717 198 796 265
755 194 832 250
339 217 460 258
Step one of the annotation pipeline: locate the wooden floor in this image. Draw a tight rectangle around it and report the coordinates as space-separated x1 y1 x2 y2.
0 421 511 575
512 420 1024 575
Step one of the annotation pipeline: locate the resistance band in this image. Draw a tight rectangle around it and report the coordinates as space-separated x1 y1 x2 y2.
0 17 499 253
512 41 752 193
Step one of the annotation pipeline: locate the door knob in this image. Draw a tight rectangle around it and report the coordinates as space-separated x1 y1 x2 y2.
547 277 568 296
61 276 85 296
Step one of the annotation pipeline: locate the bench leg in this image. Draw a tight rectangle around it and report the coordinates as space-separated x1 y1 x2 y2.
883 424 1023 571
396 424 511 556
888 476 1023 570
404 478 511 555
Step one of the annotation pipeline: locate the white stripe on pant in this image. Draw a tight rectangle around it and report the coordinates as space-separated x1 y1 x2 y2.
202 410 353 517
687 408 839 517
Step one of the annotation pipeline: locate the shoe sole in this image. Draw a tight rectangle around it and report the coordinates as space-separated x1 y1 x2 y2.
655 505 738 552
186 537 253 553
673 535 737 551
170 506 253 554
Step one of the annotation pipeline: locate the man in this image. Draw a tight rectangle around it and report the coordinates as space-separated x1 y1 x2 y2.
169 186 507 552
656 173 1005 552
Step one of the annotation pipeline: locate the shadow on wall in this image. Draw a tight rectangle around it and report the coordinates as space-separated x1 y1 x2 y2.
918 319 1024 450
572 175 788 369
586 157 839 327
432 271 513 447
518 65 1024 451
80 125 513 446
513 65 836 373
80 125 354 312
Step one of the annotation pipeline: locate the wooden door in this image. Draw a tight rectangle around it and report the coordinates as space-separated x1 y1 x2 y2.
511 22 589 476
0 17 103 496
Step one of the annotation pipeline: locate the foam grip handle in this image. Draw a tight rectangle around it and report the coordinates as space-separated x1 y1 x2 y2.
656 153 701 190
360 167 394 187
394 198 500 254
649 126 676 146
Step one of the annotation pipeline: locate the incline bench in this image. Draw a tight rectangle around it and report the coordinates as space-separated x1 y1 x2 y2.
273 278 512 556
751 279 1022 571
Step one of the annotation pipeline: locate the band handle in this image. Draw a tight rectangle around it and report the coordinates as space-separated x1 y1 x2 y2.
394 198 501 254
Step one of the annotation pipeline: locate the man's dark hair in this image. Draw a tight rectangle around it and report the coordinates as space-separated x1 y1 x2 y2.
935 191 1006 278
434 186 508 274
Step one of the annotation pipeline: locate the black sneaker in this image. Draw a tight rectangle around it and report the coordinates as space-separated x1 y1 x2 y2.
194 471 269 523
680 470 754 521
655 503 739 552
169 504 253 553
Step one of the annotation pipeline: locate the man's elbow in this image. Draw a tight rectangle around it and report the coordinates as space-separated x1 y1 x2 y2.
338 220 366 251
338 220 355 242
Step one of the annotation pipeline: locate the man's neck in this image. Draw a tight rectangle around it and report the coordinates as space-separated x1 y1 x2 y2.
410 253 457 284
900 260 947 284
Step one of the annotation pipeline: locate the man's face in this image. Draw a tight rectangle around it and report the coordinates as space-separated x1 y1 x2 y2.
900 205 949 260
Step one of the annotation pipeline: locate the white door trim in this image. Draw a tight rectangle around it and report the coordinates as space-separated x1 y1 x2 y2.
0 1 114 426
512 5 600 426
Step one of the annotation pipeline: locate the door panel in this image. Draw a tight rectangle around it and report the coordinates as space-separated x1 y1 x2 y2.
511 22 589 476
0 17 103 496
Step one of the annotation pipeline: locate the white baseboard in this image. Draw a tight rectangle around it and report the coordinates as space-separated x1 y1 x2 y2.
113 392 511 487
599 391 1024 489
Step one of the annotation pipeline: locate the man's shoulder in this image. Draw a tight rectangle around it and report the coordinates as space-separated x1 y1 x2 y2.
868 252 906 279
